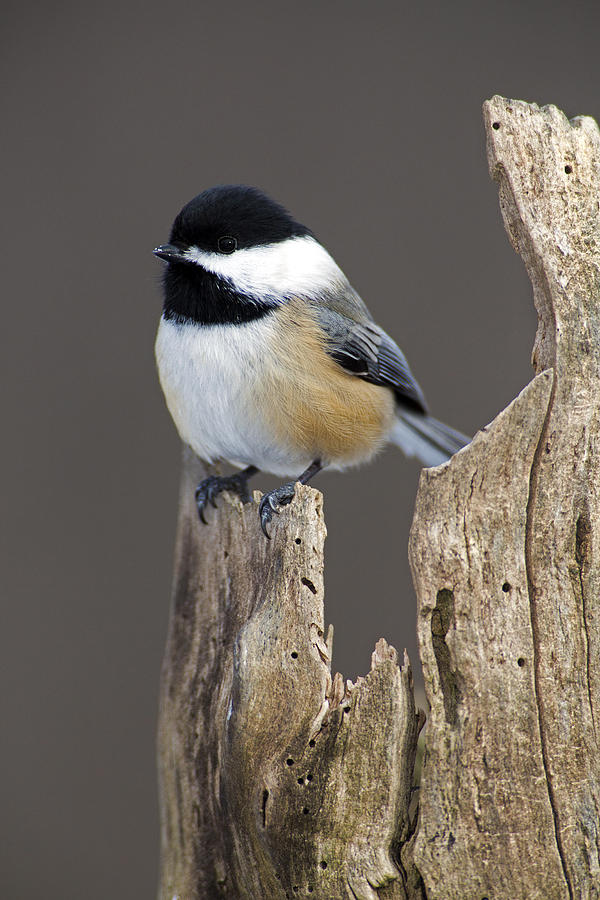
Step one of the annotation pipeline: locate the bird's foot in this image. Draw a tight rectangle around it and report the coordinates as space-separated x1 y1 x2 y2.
195 471 255 524
259 482 297 538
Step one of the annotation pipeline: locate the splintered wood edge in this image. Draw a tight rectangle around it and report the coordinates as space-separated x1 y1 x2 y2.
483 95 600 375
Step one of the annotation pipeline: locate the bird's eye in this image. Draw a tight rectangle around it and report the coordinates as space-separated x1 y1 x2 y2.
217 235 237 254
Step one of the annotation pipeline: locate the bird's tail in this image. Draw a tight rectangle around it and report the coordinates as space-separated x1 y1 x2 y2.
391 410 470 467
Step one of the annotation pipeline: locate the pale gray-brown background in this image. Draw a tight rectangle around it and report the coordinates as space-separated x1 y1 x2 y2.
3 1 599 896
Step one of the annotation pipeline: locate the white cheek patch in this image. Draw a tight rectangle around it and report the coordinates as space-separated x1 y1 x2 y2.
184 235 346 301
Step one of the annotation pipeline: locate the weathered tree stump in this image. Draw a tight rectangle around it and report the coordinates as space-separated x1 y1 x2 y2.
410 97 600 899
158 97 600 899
158 452 421 899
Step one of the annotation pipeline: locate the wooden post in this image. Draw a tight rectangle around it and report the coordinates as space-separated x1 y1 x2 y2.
158 98 600 899
409 97 600 898
157 450 421 899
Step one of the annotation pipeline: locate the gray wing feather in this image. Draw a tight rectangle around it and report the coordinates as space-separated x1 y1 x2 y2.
313 298 428 414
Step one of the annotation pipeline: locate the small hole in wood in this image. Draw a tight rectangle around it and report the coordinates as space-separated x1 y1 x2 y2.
343 705 351 713
286 758 294 766
223 550 228 558
309 739 316 748
565 164 573 174
306 773 313 781
295 537 301 544
297 777 304 785
308 888 314 894
517 657 526 667
302 807 309 815
293 887 299 894
320 860 327 869
492 121 500 130
291 651 298 659
502 582 511 592
301 577 317 594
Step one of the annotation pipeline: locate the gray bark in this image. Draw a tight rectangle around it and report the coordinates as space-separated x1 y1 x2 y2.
158 97 600 899
158 452 421 899
410 97 600 899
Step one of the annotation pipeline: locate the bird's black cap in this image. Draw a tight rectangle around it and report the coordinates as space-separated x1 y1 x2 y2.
168 184 312 253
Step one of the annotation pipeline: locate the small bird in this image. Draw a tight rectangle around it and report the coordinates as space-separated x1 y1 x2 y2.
154 185 469 537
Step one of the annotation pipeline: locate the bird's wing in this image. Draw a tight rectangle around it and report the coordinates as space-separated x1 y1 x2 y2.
312 299 429 414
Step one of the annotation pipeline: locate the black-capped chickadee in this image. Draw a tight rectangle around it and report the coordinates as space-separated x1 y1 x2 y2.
154 185 469 536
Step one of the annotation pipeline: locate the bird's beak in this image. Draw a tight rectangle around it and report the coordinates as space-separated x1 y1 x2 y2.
153 243 189 264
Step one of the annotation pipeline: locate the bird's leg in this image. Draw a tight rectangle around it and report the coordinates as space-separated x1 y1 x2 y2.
259 459 323 538
195 465 259 524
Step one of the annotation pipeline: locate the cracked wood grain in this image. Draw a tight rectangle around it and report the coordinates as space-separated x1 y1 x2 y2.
409 98 600 899
157 448 422 900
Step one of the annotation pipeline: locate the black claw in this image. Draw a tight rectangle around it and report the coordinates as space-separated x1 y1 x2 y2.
195 472 255 524
195 481 214 524
259 496 274 539
260 516 271 540
258 482 297 538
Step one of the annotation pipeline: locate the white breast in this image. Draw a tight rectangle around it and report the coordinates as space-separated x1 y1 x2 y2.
155 316 308 476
